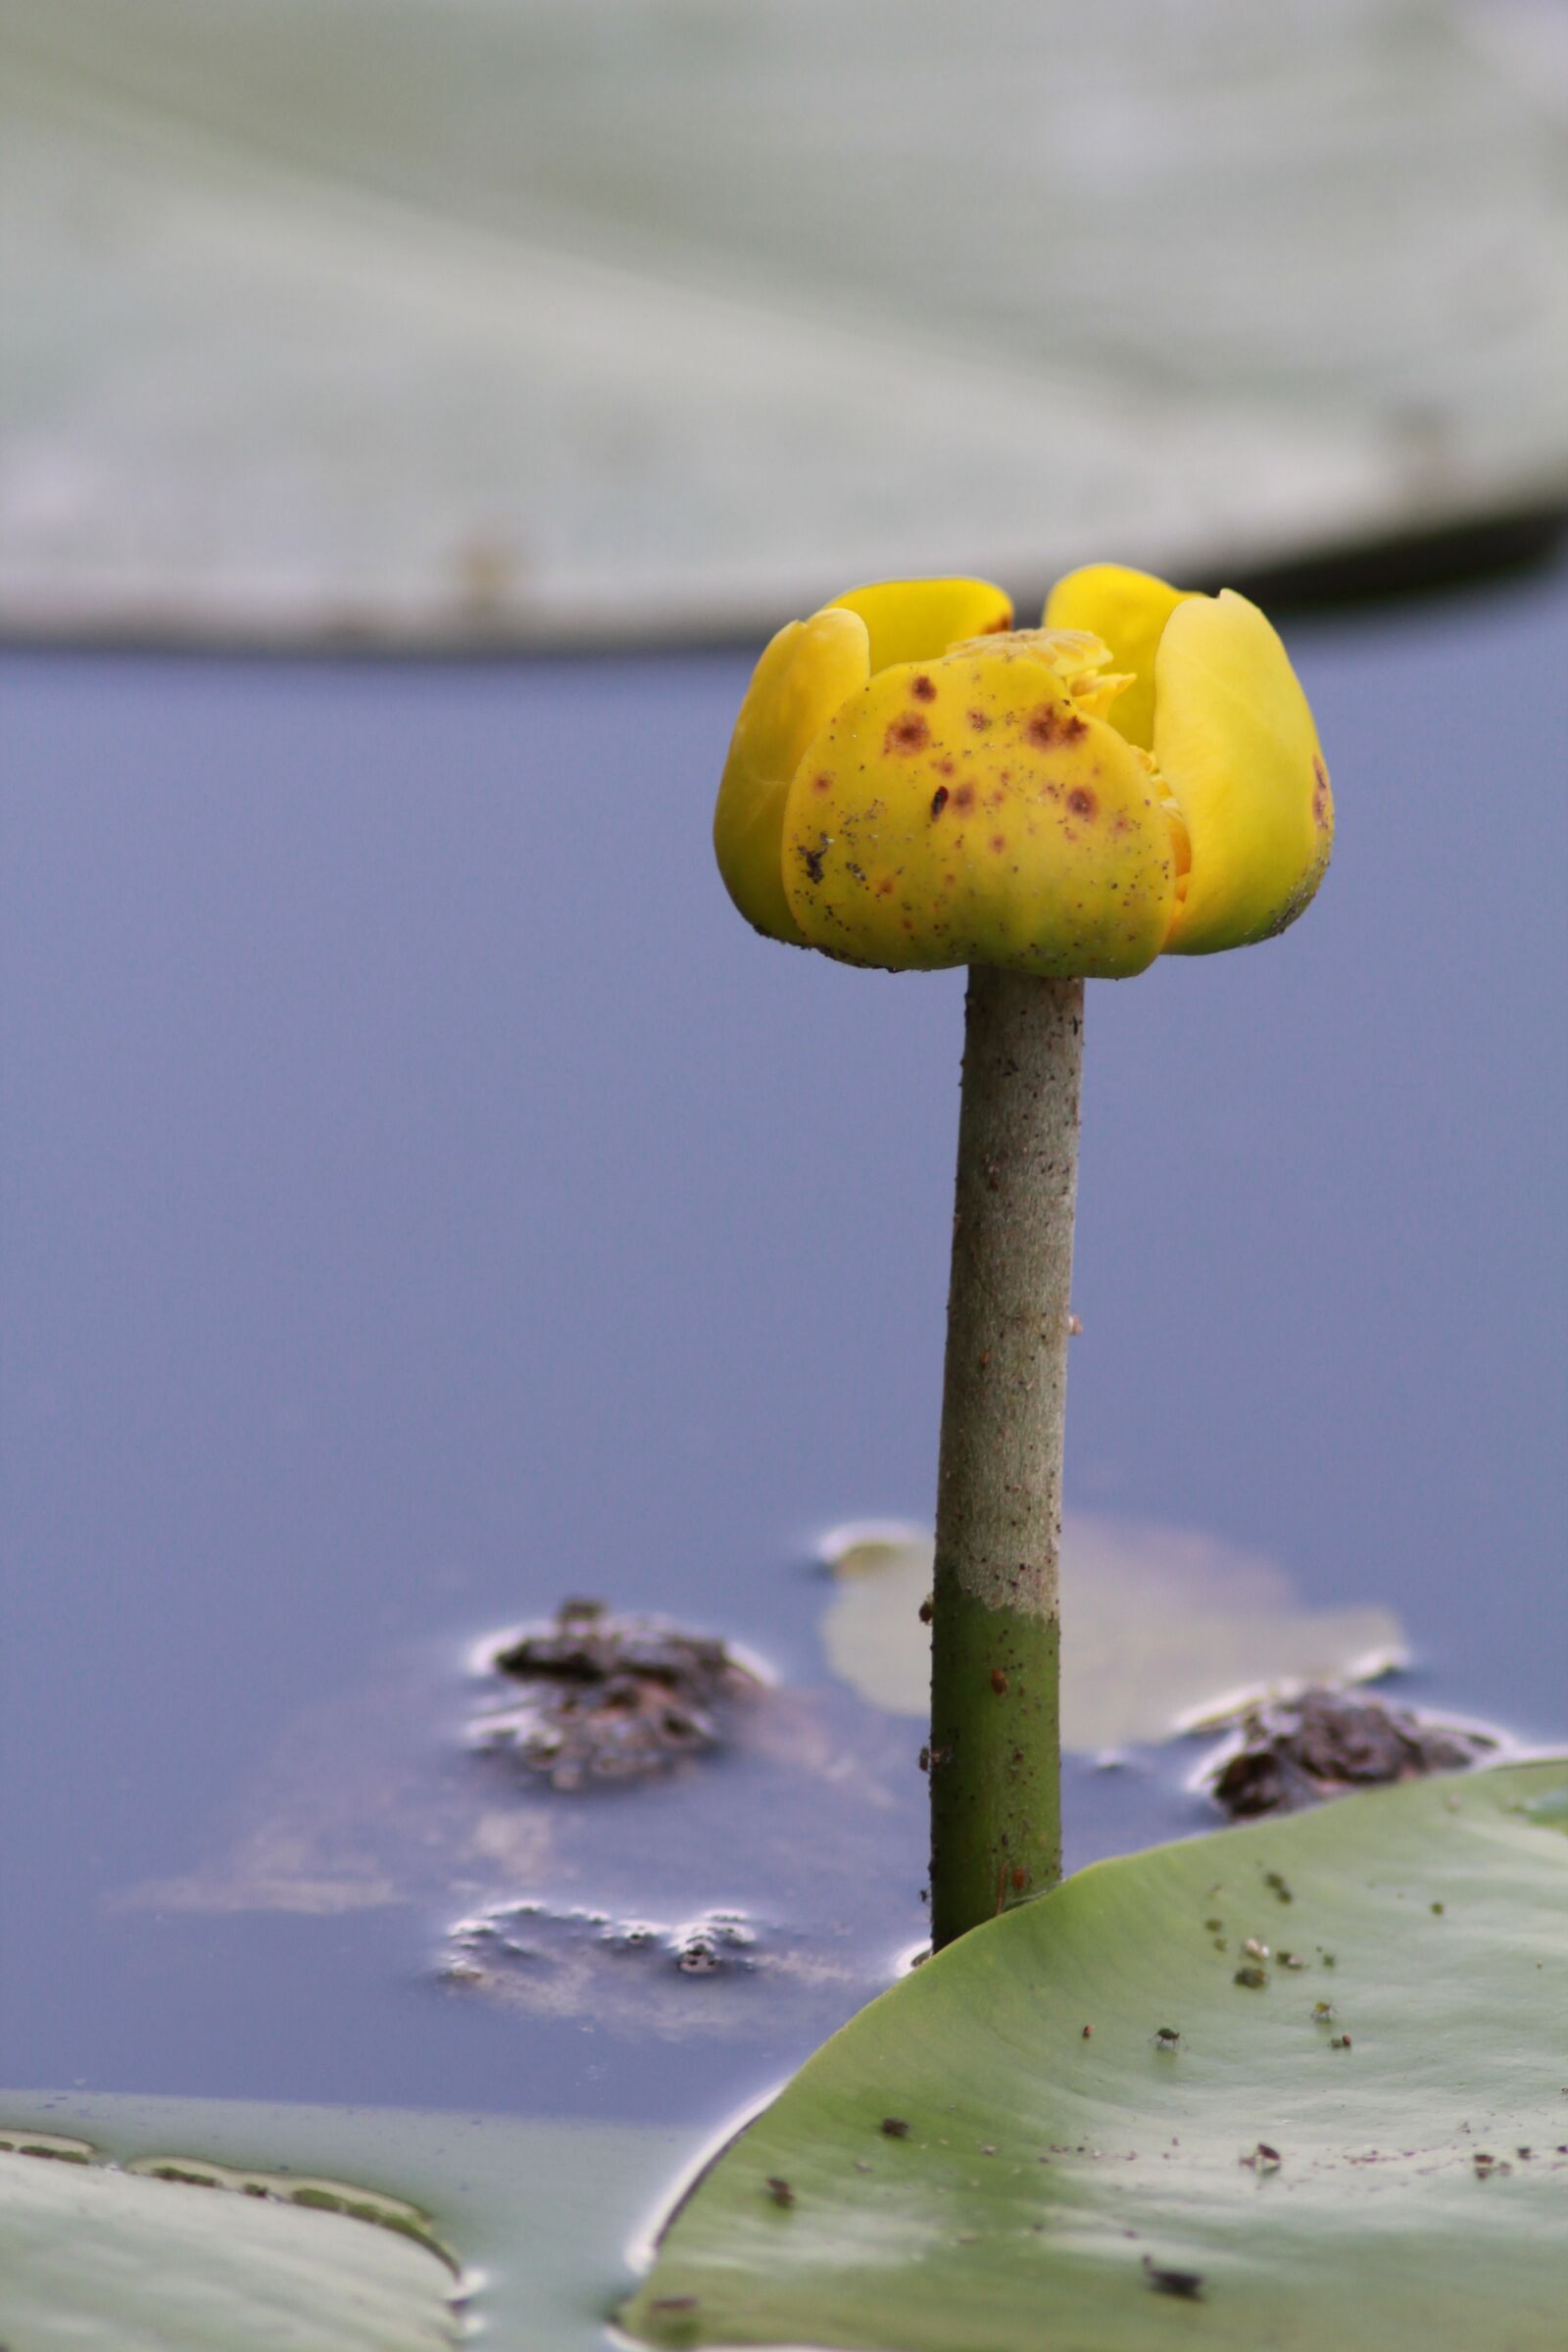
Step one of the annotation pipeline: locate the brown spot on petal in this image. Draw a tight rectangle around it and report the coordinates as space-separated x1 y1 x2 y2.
885 713 930 756
952 783 976 812
1066 786 1099 821
980 612 1011 634
1028 705 1088 749
1312 755 1331 828
989 833 1007 854
811 771 833 796
967 708 991 730
910 673 938 703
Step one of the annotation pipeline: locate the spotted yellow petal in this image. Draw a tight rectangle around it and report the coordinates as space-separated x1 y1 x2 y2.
1154 591 1333 955
828 578 1013 673
1044 564 1189 750
781 645 1179 979
714 608 870 943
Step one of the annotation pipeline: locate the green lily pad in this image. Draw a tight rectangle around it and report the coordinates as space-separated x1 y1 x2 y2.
0 2093 700 2352
0 2130 458 2351
820 1514 1405 1748
623 1759 1568 2350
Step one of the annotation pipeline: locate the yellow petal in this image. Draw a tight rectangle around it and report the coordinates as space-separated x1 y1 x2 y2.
713 608 870 944
828 577 1013 673
1044 564 1189 749
781 645 1179 979
1154 591 1333 955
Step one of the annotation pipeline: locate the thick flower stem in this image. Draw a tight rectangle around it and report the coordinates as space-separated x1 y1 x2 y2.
928 967 1084 1950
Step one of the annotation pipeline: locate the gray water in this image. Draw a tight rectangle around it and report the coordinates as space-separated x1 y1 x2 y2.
3 558 1565 2132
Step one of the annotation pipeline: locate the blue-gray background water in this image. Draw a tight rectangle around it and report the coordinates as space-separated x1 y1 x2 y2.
3 556 1565 2128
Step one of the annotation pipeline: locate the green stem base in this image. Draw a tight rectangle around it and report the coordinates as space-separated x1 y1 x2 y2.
929 1590 1061 1951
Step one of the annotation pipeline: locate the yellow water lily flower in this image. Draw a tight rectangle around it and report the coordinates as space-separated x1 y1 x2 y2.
713 565 1333 976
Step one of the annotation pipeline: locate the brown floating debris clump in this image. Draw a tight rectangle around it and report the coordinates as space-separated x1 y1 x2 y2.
1206 1686 1496 1820
472 1598 760 1788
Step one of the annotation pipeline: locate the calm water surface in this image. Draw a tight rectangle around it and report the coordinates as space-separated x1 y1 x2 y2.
3 560 1565 2133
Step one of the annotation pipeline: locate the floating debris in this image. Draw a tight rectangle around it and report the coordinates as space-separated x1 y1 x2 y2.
1204 1687 1496 1820
470 1599 761 1788
1154 2028 1181 2049
880 2117 911 2139
1241 2143 1283 2172
1234 1965 1269 1989
441 1899 760 1996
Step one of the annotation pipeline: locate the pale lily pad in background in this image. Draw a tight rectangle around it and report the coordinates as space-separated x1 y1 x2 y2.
820 1513 1404 1749
624 1759 1568 2350
2 0 1566 644
0 2092 701 2352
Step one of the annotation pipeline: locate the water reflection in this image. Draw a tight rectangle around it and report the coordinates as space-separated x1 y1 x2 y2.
2 555 1564 2126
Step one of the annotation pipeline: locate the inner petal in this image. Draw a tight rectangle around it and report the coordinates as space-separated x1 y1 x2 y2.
828 578 1013 672
1044 564 1190 750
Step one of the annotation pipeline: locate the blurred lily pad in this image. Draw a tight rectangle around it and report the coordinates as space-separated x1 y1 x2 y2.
3 0 1566 644
0 2092 700 2352
819 1513 1404 1749
623 1759 1568 2350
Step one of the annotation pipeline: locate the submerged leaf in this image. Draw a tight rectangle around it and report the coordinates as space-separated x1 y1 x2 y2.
819 1513 1404 1748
